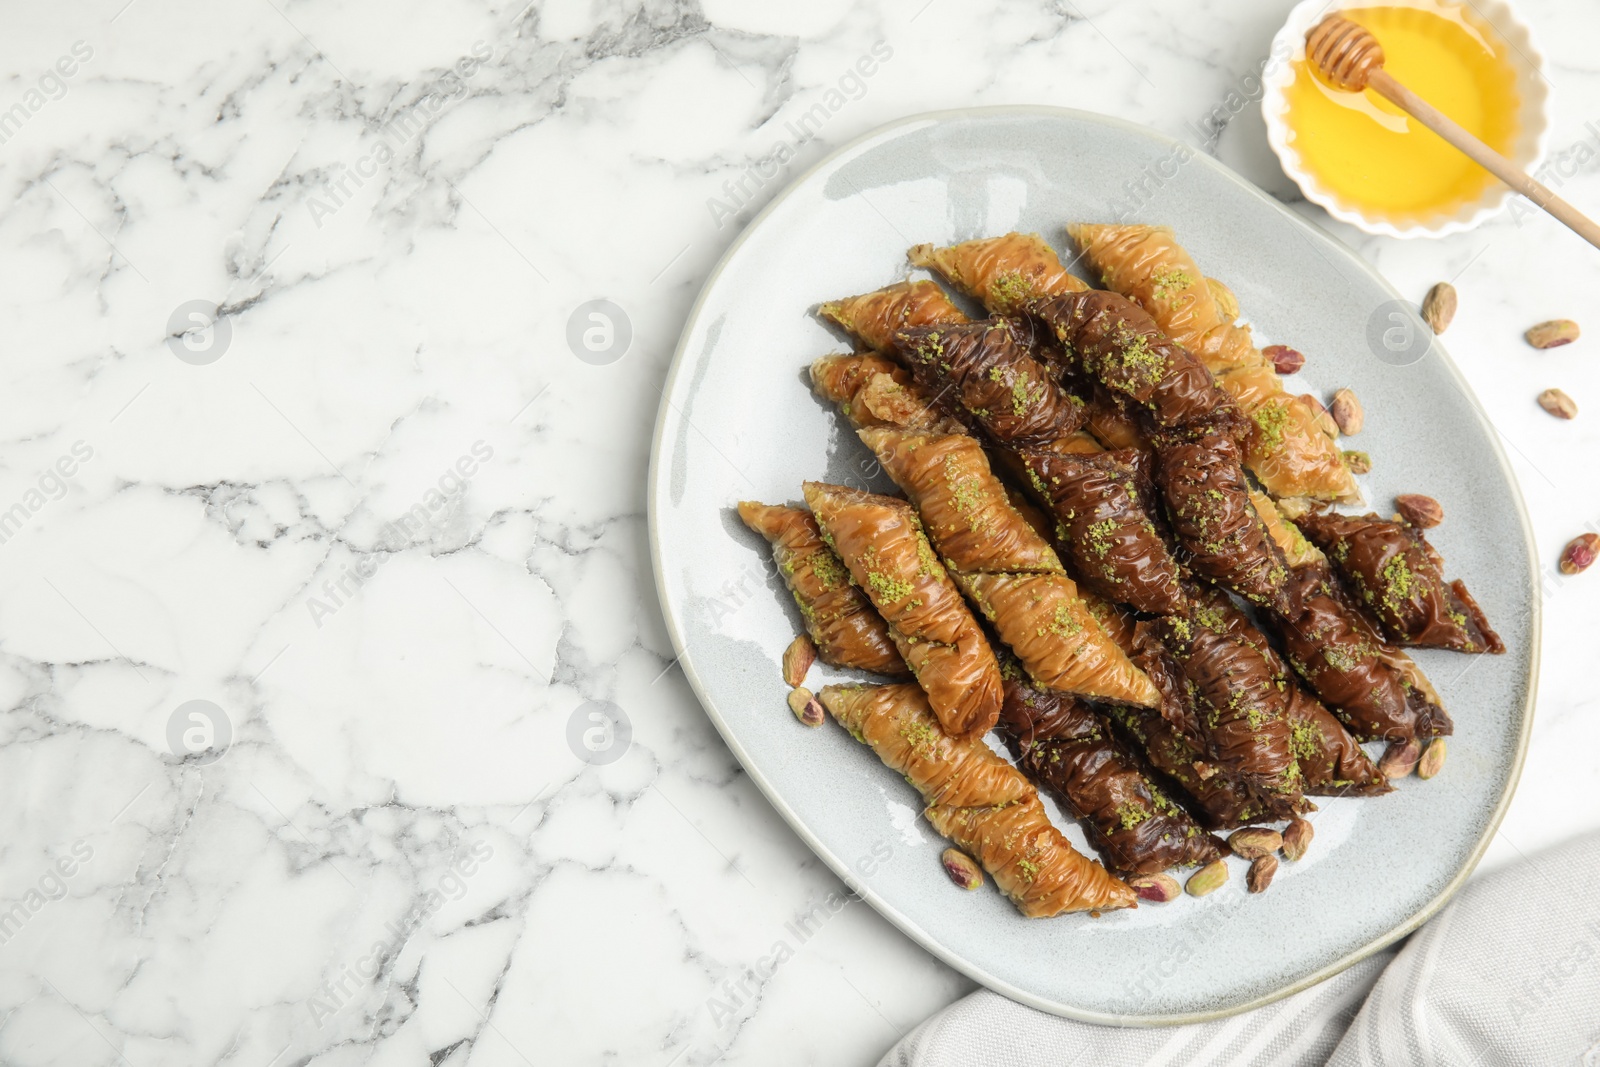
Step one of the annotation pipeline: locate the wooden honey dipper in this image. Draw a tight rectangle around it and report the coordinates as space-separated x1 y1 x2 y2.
1306 13 1600 250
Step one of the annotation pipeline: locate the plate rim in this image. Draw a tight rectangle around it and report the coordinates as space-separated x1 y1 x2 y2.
645 104 1540 1027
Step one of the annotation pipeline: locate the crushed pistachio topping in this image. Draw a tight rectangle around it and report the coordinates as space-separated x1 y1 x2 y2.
988 270 1036 312
943 452 989 533
1085 518 1117 558
1150 266 1194 301
808 549 847 590
1289 717 1321 762
1011 372 1047 416
899 717 942 753
1116 802 1151 830
868 571 914 603
1103 325 1169 388
1191 602 1227 633
1252 402 1289 453
1381 554 1417 615
1047 600 1084 638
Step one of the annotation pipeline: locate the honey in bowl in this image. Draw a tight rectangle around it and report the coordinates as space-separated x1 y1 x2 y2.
1284 1 1520 223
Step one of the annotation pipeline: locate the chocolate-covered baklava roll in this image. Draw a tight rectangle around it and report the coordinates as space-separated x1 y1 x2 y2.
894 320 1090 447
1187 584 1391 798
1154 599 1307 808
1297 511 1503 654
818 280 968 353
803 482 1003 738
1284 680 1392 797
1028 290 1240 432
997 661 1223 876
1184 579 1395 796
1269 560 1454 744
1153 424 1294 615
737 502 908 677
857 428 1160 708
909 232 1090 316
1113 624 1288 829
821 683 1136 916
1015 446 1187 615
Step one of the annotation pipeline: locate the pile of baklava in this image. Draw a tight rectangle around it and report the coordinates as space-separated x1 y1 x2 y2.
738 226 1501 916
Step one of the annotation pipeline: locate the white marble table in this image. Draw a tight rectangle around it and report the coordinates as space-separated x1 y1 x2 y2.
1 1 1596 1064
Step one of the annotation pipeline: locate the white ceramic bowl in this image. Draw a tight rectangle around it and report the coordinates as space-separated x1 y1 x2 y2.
1262 0 1549 238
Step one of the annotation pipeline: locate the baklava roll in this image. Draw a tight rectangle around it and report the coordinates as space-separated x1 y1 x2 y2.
737 502 907 676
909 232 1090 316
1153 424 1295 615
997 660 1223 876
1027 290 1240 432
857 428 1160 708
809 353 966 433
1066 222 1262 375
1251 489 1326 568
818 280 968 353
803 481 1003 738
1297 511 1503 654
821 683 1136 916
894 320 1090 447
1015 446 1187 616
1226 363 1360 502
1269 560 1454 744
1154 599 1308 808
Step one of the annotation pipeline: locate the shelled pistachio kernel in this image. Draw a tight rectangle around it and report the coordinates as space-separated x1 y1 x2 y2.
941 848 983 890
1264 345 1305 374
1379 739 1420 778
1421 282 1457 334
1417 738 1447 780
1128 873 1181 903
1281 817 1314 862
1330 388 1364 435
782 634 817 687
1186 859 1229 897
1247 854 1279 893
787 687 825 727
1538 388 1577 420
1526 319 1579 349
1227 827 1282 860
1395 494 1443 528
1560 533 1600 575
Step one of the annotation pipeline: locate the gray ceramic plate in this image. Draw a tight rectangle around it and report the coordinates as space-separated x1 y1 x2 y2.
647 107 1537 1025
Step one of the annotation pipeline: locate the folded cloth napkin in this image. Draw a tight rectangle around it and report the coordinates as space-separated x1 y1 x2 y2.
879 831 1600 1067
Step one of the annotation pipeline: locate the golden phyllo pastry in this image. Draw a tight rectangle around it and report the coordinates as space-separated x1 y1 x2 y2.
803 481 1002 738
820 682 1136 916
909 232 1090 315
857 427 1160 709
737 501 908 677
818 280 968 353
809 353 965 433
